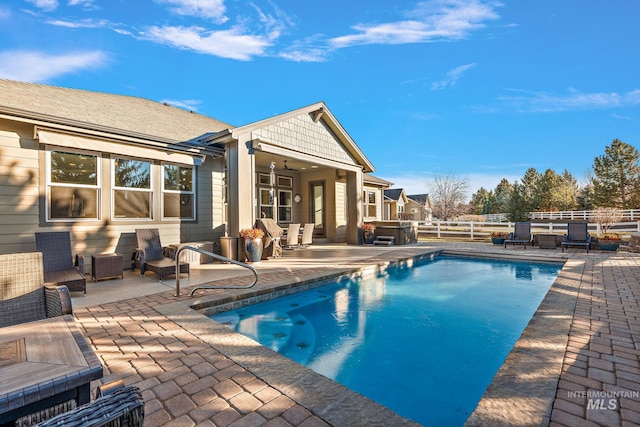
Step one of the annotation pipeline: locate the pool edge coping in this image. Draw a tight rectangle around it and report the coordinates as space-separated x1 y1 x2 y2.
157 248 576 426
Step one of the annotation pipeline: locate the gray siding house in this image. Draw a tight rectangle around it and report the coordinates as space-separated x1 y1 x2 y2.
0 80 379 269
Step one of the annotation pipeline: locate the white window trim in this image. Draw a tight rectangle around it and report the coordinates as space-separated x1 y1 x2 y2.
111 156 153 221
161 163 196 221
46 148 101 223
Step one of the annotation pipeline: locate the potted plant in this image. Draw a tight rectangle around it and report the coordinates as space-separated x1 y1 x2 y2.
362 223 376 244
240 228 265 262
598 232 621 251
490 231 508 245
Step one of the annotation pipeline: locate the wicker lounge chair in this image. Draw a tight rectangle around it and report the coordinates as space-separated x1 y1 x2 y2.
35 231 86 294
35 385 144 427
561 222 591 253
504 222 532 249
134 228 189 281
299 223 314 248
254 218 283 259
284 223 301 249
0 252 72 328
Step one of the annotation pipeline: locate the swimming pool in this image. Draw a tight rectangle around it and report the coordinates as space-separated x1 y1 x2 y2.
211 255 562 426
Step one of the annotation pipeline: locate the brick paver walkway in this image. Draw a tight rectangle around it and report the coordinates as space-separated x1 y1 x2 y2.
68 244 640 426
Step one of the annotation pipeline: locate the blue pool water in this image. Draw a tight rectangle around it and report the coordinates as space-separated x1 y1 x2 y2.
211 255 562 426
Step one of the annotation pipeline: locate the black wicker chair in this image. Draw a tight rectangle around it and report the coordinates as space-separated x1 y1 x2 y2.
34 385 144 427
0 252 72 328
35 231 86 294
134 229 189 281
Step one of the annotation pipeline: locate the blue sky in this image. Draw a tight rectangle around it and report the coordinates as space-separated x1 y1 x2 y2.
1 1 639 197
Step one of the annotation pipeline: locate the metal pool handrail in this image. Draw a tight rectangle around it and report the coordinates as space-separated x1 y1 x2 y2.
174 245 258 297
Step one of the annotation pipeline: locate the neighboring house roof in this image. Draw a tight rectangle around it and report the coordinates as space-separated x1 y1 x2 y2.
407 194 430 206
364 174 393 187
384 188 406 202
203 102 376 173
0 79 231 145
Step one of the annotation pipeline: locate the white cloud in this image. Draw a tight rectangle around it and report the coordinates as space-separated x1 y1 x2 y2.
159 0 228 23
67 0 98 9
329 0 501 48
160 98 202 112
46 18 110 28
0 50 108 82
431 62 476 90
25 0 58 11
498 88 640 112
143 25 271 60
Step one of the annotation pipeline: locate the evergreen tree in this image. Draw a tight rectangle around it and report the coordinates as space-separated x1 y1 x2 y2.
591 139 640 208
520 167 540 212
469 187 495 215
506 182 528 221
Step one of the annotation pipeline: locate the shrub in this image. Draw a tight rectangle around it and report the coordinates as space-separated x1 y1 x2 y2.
240 228 264 239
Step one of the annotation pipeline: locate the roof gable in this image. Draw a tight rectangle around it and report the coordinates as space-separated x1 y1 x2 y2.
206 102 375 173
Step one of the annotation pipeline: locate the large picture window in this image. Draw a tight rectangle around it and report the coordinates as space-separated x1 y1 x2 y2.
113 158 152 219
163 164 195 219
48 150 100 220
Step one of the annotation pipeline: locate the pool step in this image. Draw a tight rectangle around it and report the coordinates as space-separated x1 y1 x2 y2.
373 236 395 246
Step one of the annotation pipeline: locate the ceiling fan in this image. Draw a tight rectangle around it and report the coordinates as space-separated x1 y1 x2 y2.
283 160 298 171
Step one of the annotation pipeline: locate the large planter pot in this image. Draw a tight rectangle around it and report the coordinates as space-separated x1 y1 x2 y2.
244 237 263 262
491 237 506 245
599 241 620 251
364 231 375 245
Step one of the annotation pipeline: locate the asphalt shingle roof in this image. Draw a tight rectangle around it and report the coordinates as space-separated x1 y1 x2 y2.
0 79 231 143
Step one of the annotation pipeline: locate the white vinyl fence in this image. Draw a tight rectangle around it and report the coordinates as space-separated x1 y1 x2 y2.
418 220 640 240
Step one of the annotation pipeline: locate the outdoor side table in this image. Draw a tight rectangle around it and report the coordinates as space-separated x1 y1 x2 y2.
91 253 124 282
537 234 558 249
170 241 214 265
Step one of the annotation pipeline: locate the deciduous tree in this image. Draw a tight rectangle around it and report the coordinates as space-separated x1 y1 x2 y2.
428 173 470 220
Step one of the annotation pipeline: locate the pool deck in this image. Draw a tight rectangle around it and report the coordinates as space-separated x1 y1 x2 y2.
68 242 640 426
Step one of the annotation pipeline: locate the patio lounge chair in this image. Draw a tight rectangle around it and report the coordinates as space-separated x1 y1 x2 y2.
36 385 144 427
561 222 591 253
254 218 283 259
134 228 189 281
504 222 532 249
299 223 314 248
35 231 86 294
284 223 301 249
0 252 72 328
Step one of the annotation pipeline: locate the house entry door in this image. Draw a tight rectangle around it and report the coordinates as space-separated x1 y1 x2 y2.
310 182 325 237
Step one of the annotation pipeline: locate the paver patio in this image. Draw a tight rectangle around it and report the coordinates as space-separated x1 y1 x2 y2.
65 242 640 426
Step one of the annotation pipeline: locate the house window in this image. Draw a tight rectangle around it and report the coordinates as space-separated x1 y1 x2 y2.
278 190 292 222
48 150 99 220
258 173 271 186
259 188 274 219
163 164 195 219
277 176 292 187
363 190 376 218
113 157 152 219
